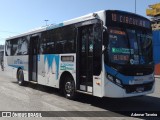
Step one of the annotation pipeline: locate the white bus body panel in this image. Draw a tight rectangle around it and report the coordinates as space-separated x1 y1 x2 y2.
59 54 76 86
93 55 105 97
4 55 29 81
38 55 49 86
37 54 76 88
93 75 103 97
38 54 59 87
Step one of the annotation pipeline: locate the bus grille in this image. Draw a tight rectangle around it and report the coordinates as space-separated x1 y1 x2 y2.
119 67 153 76
124 82 154 93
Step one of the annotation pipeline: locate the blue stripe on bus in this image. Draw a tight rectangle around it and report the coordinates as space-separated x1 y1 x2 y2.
9 65 24 70
46 23 64 30
55 55 59 80
104 64 134 84
104 65 118 76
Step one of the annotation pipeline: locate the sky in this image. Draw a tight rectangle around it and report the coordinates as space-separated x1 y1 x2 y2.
0 0 159 44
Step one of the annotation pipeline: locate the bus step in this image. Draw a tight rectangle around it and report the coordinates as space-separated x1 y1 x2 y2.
29 81 38 84
80 85 93 92
76 90 92 95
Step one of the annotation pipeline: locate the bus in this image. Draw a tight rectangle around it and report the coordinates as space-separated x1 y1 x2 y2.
4 10 155 99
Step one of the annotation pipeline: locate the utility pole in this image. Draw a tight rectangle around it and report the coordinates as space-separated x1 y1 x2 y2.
44 20 49 26
135 0 136 13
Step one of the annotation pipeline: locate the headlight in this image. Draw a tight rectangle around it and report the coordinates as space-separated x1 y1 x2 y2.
115 79 122 87
107 74 114 81
106 73 123 87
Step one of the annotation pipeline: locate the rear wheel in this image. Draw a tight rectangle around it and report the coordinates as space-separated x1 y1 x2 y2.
63 76 76 99
17 69 25 86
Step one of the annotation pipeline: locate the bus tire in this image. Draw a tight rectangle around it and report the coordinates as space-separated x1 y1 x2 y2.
63 76 76 99
17 69 25 86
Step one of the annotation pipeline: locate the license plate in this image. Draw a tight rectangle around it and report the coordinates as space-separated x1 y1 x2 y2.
136 87 144 92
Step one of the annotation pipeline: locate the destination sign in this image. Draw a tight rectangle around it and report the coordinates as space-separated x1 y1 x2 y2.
110 29 125 35
113 55 130 61
110 13 151 28
112 48 134 54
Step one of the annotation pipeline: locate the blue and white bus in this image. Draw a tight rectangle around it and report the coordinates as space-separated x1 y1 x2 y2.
4 10 155 99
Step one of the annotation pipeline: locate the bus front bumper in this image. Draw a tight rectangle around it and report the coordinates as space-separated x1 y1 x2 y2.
103 80 155 98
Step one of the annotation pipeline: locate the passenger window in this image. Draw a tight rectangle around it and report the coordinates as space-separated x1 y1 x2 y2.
5 40 11 56
56 41 65 53
17 37 28 55
11 39 18 56
40 25 76 54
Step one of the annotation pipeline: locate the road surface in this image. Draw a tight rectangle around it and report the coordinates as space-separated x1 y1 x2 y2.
0 70 159 120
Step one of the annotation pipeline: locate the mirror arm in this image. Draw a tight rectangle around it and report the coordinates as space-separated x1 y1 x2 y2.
103 25 107 30
102 45 106 54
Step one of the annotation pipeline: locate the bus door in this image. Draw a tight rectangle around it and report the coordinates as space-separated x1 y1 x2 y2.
29 36 39 82
78 25 94 92
77 23 102 93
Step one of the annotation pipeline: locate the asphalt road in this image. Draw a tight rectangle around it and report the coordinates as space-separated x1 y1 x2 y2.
0 70 160 120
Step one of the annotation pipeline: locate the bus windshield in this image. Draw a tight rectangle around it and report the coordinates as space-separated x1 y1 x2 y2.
107 27 153 65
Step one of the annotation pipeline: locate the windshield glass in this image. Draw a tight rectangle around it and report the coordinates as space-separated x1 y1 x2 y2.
107 27 153 65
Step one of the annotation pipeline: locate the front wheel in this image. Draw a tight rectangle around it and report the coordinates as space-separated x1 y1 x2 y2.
63 77 76 99
17 69 25 86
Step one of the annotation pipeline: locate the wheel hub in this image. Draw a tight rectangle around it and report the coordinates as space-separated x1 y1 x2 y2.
65 82 73 93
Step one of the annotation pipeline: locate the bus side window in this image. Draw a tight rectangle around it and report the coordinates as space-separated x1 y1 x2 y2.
17 37 28 55
46 30 56 54
40 25 76 54
5 40 11 56
61 25 75 53
40 32 48 54
64 40 73 53
56 41 64 53
47 41 55 54
11 39 18 56
93 23 102 76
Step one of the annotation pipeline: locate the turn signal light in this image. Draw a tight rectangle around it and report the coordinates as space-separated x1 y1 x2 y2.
96 81 100 85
